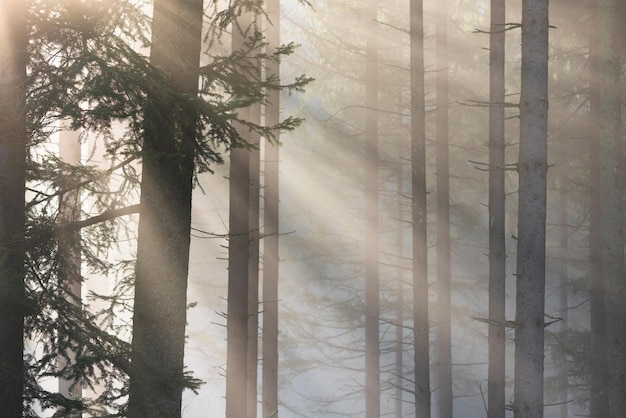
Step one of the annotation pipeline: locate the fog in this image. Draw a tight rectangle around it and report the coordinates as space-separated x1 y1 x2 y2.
174 0 600 417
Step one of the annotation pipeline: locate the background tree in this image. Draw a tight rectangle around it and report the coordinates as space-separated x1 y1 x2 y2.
435 0 452 415
261 0 281 416
411 0 430 415
595 0 626 415
487 0 506 417
364 1 381 417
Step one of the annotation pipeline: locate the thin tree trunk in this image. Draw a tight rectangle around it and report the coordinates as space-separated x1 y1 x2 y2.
262 0 280 416
557 169 568 418
365 1 380 417
247 46 262 418
0 2 27 415
596 0 626 415
128 0 202 416
247 117 260 418
435 2 452 417
488 0 506 417
410 0 430 416
395 165 404 418
513 0 549 417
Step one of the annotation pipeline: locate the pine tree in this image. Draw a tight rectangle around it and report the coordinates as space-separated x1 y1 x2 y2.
0 2 28 415
127 0 204 415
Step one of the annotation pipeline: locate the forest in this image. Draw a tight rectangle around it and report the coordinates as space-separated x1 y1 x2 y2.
0 0 624 417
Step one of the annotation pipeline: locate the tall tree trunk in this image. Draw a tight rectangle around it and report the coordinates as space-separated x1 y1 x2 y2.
395 165 404 418
588 3 609 414
226 145 250 418
365 1 380 417
128 0 203 416
226 10 258 418
410 0 430 416
0 2 27 415
435 2 452 417
58 130 83 417
513 0 549 417
247 47 262 418
262 1 280 417
596 0 626 415
487 0 506 417
247 115 260 418
557 169 568 418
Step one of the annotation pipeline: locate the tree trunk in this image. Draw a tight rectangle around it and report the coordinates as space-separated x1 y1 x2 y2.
0 2 27 415
435 2 452 417
410 0 430 416
513 0 549 417
128 0 202 416
395 164 404 418
557 169 568 418
226 10 258 418
247 47 262 418
596 0 626 415
588 3 609 414
487 0 506 417
262 1 280 417
365 1 380 417
226 142 250 418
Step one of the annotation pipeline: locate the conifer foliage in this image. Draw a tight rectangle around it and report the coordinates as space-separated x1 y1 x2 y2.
0 0 309 415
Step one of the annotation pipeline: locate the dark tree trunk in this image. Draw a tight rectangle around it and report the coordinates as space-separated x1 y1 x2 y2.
410 0 430 416
128 0 203 416
0 2 27 415
487 0 506 417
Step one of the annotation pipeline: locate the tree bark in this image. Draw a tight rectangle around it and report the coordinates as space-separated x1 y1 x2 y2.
488 0 506 417
128 0 203 416
513 1 549 417
0 2 27 415
410 0 430 416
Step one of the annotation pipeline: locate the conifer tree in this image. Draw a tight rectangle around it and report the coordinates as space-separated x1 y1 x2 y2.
0 2 28 415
